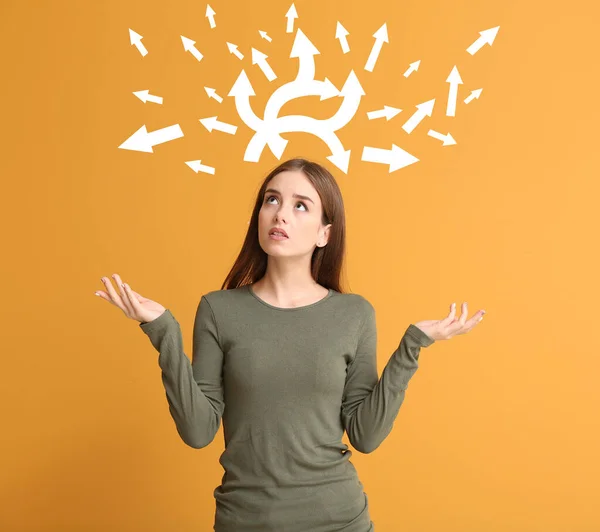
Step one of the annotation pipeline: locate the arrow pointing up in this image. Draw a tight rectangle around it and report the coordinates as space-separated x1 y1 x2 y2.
336 22 350 54
446 66 463 117
205 4 216 28
364 22 388 72
285 3 298 33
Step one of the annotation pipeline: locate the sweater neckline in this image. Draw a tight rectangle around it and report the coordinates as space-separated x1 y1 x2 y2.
246 284 334 311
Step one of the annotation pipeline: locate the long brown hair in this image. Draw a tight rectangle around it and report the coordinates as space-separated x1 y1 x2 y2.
220 156 349 294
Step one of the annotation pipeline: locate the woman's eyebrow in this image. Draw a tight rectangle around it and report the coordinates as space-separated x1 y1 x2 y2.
265 188 315 205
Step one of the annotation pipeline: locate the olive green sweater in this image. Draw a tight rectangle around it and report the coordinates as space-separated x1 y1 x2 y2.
139 284 435 531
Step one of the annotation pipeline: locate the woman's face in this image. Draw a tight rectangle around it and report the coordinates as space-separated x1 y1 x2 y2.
258 170 331 257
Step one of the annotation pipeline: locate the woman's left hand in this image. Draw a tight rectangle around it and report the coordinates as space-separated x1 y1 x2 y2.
413 302 485 341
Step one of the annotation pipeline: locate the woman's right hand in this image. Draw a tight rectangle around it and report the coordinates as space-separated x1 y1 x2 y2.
95 273 166 324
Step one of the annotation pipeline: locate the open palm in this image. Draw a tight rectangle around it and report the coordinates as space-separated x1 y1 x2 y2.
95 273 166 324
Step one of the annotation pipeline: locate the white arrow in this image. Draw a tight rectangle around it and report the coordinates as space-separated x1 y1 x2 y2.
310 70 364 131
226 42 244 60
250 76 339 158
403 60 420 78
446 65 463 117
290 28 319 82
227 69 266 134
402 98 435 134
118 124 183 153
286 3 298 33
204 87 223 103
427 129 456 146
133 90 163 104
205 4 216 28
366 105 401 121
361 144 419 172
336 22 350 54
464 88 482 104
199 116 237 135
258 30 272 42
128 29 148 57
185 160 216 174
257 70 359 158
258 30 273 42
251 47 277 81
181 36 203 62
467 26 500 55
244 115 351 173
264 78 339 120
364 23 388 72
255 31 340 157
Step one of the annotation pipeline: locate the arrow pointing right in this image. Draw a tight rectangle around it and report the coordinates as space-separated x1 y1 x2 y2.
361 144 419 172
427 130 456 146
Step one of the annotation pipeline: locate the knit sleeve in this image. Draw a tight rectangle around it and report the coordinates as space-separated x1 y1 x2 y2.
139 296 225 449
340 300 435 453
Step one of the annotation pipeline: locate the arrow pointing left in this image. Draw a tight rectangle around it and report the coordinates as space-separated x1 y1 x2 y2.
133 90 163 104
118 124 184 153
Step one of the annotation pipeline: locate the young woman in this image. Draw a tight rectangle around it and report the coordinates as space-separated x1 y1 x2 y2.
96 157 484 531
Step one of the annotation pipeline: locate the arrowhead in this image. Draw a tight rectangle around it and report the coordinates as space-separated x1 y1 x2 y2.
373 23 388 43
443 133 457 146
251 47 268 64
480 26 500 45
226 42 238 53
266 134 289 159
128 29 142 44
199 116 218 132
410 60 421 71
335 21 349 38
180 36 196 51
118 125 153 153
339 69 366 97
290 28 320 58
416 98 435 116
285 3 298 18
320 78 340 100
383 105 402 120
471 88 483 99
132 90 149 103
204 87 215 97
446 65 463 84
205 4 216 16
389 144 419 172
327 150 351 174
259 30 268 38
185 160 202 173
228 70 255 97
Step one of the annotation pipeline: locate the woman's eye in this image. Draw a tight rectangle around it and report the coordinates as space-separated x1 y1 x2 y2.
265 196 307 211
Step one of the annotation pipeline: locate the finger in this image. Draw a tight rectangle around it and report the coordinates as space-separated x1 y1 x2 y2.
102 275 128 313
459 302 468 326
95 290 110 302
465 310 486 329
122 283 141 313
440 303 457 326
101 276 121 304
112 274 134 315
451 308 485 335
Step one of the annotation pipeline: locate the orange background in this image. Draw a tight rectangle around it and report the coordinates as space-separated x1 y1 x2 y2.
2 0 599 530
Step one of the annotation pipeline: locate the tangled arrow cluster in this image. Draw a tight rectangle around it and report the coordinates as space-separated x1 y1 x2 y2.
119 2 499 175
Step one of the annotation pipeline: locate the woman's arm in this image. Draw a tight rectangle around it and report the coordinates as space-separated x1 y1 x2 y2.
341 300 435 454
139 296 225 449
